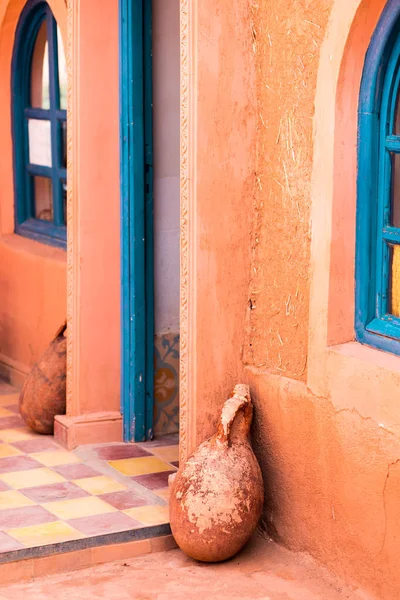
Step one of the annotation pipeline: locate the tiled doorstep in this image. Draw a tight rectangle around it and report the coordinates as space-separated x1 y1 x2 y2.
0 522 173 565
0 380 179 568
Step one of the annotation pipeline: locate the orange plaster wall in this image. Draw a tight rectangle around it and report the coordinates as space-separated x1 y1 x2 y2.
0 0 67 380
192 0 400 597
0 237 66 375
248 368 400 600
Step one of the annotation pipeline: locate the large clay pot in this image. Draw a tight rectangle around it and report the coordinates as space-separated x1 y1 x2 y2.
19 322 67 434
169 383 264 562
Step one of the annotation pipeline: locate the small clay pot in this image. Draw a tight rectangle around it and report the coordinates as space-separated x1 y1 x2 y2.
19 322 67 434
169 383 264 562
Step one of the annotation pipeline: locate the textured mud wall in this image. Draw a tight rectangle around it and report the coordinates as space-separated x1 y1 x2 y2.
243 0 330 380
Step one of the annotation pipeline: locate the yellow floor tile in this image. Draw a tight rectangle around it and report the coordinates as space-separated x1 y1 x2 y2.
152 488 170 502
0 428 39 443
7 521 83 548
0 395 19 407
0 407 16 418
124 505 170 526
30 450 81 467
73 475 126 496
0 468 66 490
0 490 36 510
45 496 117 520
151 445 179 463
109 456 174 476
0 444 23 458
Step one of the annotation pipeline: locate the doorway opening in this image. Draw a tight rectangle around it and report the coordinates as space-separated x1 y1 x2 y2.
120 0 180 442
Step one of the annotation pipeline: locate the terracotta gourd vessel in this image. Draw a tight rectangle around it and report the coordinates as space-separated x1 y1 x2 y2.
19 322 67 434
169 383 264 562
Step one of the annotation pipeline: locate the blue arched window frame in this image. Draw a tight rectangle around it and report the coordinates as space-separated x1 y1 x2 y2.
356 1 400 354
12 0 67 248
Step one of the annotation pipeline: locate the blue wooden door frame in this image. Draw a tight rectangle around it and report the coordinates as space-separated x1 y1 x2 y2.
119 0 154 442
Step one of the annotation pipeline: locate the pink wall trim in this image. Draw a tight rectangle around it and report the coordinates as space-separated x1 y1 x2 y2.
65 0 121 435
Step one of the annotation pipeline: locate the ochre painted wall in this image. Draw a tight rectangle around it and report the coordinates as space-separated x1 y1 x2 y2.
0 0 67 383
190 0 400 598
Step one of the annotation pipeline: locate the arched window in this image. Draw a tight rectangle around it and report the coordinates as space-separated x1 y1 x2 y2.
356 4 400 354
12 0 67 248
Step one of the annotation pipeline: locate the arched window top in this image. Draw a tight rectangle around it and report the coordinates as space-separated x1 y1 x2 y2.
12 0 67 248
359 1 400 115
356 1 400 355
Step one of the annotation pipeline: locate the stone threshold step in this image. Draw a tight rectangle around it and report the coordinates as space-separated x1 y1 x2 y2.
0 527 176 586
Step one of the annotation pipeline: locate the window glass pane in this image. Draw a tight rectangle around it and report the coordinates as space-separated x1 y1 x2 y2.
391 152 400 227
30 19 49 109
28 119 52 167
61 121 67 168
62 181 67 223
57 26 67 110
394 82 400 135
33 176 53 221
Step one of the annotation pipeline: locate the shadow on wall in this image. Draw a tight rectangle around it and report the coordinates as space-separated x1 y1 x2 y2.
153 332 179 435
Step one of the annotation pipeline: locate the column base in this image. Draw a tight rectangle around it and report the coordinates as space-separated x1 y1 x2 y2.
54 412 123 450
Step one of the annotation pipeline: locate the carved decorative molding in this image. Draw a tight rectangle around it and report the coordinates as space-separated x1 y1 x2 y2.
179 0 188 464
179 0 196 463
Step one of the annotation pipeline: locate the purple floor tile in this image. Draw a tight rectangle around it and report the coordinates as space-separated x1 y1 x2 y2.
0 415 25 430
99 490 152 510
3 405 19 414
54 463 101 480
21 482 89 503
0 531 24 552
93 445 151 461
67 512 141 536
0 455 41 474
132 471 176 490
11 438 60 454
0 505 56 529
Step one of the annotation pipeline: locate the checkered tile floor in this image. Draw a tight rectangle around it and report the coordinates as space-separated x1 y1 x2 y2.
0 380 178 556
